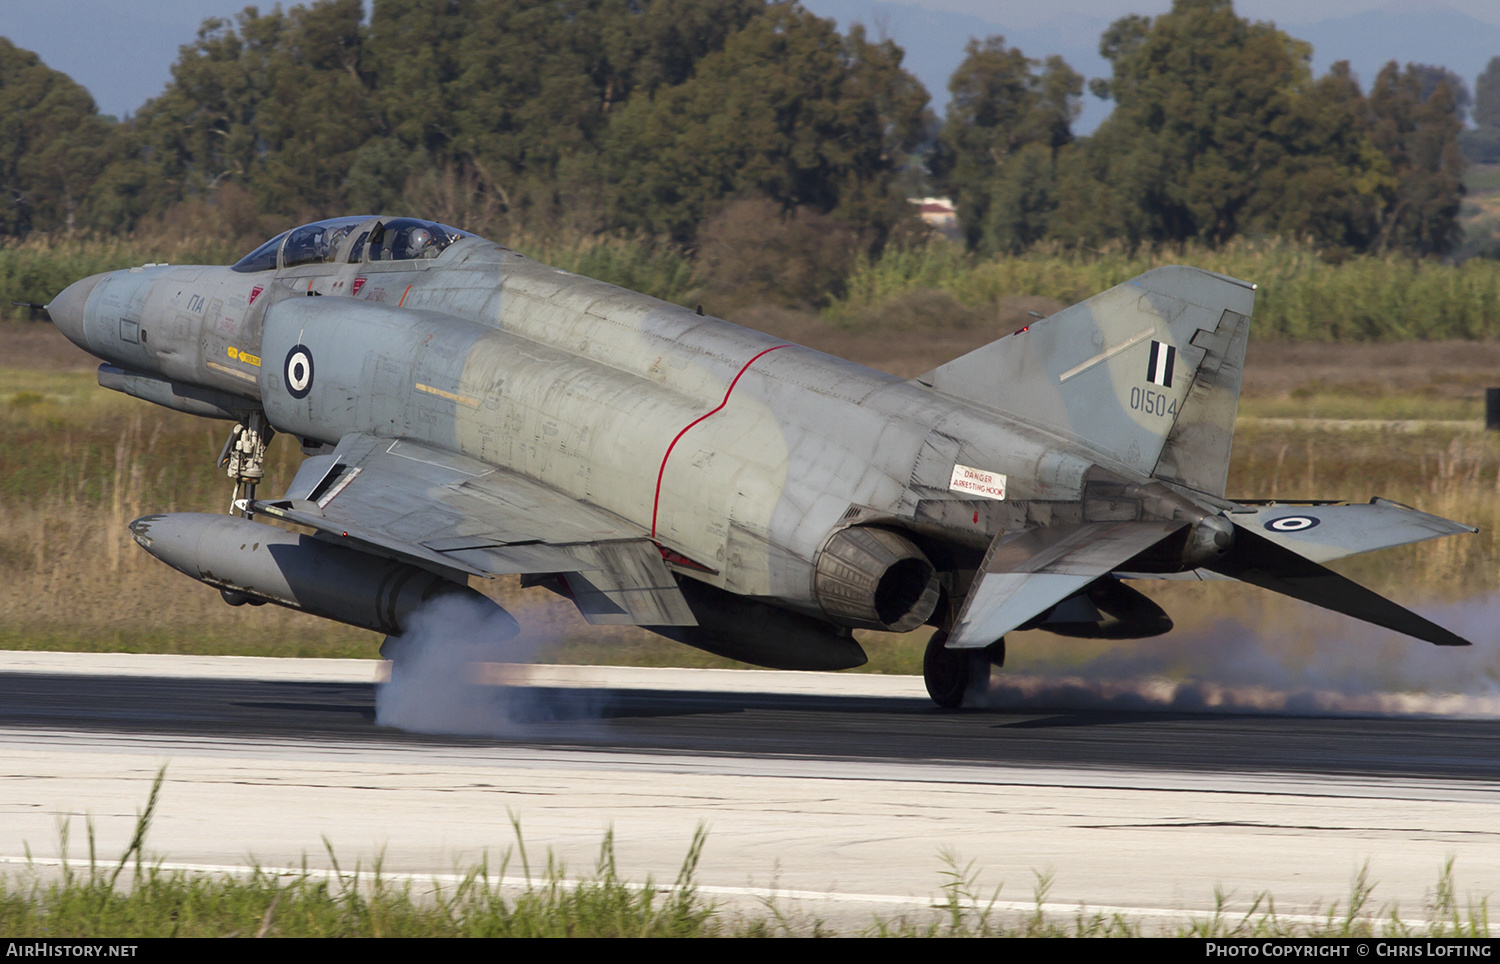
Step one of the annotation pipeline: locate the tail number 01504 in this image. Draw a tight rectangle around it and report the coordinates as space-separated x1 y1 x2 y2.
1129 385 1177 419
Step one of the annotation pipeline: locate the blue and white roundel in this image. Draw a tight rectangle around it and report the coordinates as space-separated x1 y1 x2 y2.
1264 515 1320 533
284 344 314 399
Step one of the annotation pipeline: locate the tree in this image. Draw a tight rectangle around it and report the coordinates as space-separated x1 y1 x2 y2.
1477 57 1500 130
1461 56 1500 164
128 0 377 217
1407 64 1470 124
0 39 119 235
1081 0 1318 247
931 37 1081 252
604 4 930 245
355 0 766 227
1048 0 1451 257
1368 62 1466 256
1258 62 1395 253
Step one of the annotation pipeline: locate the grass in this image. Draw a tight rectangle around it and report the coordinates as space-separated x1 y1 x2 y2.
4 773 1491 937
828 237 1500 342
1238 385 1485 421
512 232 700 307
3 770 722 938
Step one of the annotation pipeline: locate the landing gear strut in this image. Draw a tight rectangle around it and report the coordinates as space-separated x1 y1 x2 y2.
218 412 274 518
923 631 1005 708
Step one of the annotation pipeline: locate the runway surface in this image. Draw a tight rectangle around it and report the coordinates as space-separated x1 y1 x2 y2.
2 652 1498 931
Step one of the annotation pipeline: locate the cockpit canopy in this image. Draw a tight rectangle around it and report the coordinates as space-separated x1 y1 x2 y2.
231 216 473 272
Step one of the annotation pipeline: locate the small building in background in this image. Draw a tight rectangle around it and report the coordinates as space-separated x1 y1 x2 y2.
908 197 959 239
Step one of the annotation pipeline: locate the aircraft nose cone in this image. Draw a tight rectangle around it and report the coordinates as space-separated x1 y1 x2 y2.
47 273 106 350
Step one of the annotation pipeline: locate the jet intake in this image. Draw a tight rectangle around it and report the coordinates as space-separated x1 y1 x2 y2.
128 512 512 637
813 526 941 632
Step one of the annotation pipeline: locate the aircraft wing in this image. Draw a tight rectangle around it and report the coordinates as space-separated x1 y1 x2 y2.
947 521 1187 648
250 433 696 626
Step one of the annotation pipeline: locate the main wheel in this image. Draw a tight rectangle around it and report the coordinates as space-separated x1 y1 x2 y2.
922 631 984 708
924 632 1003 708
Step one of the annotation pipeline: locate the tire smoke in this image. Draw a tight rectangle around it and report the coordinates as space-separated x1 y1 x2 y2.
374 593 604 736
972 594 1500 717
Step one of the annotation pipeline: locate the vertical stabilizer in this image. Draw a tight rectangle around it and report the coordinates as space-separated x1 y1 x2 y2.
914 266 1254 495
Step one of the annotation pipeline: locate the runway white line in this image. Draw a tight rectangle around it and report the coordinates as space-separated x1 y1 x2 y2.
0 651 928 696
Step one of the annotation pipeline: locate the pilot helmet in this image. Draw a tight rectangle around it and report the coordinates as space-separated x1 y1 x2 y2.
406 227 433 257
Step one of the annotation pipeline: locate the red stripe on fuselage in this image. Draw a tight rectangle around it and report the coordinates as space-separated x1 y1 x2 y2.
651 344 790 539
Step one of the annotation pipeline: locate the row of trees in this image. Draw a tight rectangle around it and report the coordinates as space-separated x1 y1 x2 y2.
2 0 929 248
935 0 1468 257
0 0 1475 260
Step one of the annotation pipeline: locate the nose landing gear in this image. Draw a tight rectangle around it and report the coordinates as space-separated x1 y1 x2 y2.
923 631 1005 708
218 411 275 518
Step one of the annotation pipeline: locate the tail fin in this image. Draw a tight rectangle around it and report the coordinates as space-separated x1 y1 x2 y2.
915 265 1254 497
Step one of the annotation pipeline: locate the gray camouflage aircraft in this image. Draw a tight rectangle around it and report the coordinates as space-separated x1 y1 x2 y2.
46 215 1478 706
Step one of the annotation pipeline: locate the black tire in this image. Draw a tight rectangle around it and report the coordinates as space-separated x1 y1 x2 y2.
924 630 968 708
924 631 1001 708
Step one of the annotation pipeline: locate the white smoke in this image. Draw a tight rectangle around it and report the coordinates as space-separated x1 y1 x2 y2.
376 589 1500 728
971 594 1500 718
374 593 605 736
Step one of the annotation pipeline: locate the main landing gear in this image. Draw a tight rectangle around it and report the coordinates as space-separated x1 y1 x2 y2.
923 631 1005 708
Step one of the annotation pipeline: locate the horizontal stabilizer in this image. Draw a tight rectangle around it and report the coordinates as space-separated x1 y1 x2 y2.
948 521 1185 648
1227 498 1476 563
1204 523 1472 647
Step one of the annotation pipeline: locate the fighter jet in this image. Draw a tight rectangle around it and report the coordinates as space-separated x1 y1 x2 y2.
45 215 1477 707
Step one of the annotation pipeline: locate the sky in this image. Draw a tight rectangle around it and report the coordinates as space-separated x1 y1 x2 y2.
3 0 1500 131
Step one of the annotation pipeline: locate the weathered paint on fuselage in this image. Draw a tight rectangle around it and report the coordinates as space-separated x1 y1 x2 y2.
62 236 1109 620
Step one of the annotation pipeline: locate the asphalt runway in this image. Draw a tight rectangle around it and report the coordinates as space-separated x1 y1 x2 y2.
3 664 1500 780
3 653 1499 931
